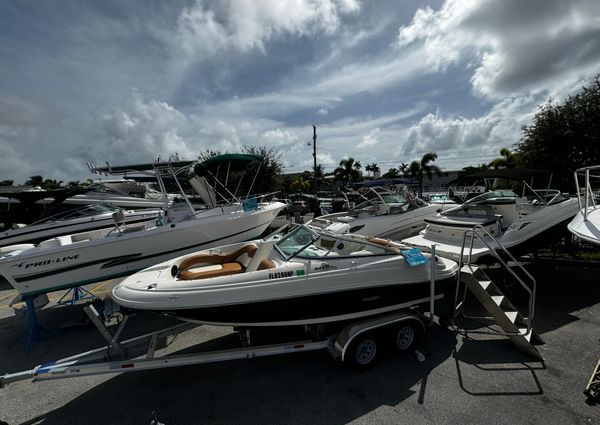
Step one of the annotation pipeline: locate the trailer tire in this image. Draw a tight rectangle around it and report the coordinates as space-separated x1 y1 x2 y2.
391 322 422 354
345 334 379 369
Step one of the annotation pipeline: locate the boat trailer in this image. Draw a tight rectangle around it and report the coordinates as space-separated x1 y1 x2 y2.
1 299 431 388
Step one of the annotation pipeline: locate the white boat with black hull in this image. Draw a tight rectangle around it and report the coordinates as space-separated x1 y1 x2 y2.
403 185 579 262
112 224 458 327
0 155 285 297
569 165 600 245
307 188 442 241
0 204 159 247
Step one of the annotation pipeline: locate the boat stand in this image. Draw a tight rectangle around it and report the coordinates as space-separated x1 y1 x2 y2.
57 286 96 306
9 295 56 353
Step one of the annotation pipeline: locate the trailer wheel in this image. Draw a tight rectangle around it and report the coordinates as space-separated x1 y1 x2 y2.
345 334 378 369
392 323 421 353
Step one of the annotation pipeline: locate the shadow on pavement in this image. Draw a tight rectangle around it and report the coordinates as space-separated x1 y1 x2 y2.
14 324 458 425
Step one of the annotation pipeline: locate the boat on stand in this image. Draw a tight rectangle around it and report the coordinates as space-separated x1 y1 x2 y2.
403 181 579 262
568 165 600 245
0 204 159 248
111 223 458 327
0 154 285 298
307 187 444 241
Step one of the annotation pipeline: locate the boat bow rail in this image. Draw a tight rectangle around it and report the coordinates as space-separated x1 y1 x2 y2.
570 165 600 245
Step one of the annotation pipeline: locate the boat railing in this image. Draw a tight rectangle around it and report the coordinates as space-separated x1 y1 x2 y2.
455 223 537 337
574 165 600 220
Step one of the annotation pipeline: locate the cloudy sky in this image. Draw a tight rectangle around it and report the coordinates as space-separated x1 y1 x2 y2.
1 0 600 183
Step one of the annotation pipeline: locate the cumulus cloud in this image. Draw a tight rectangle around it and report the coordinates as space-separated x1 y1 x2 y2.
357 128 380 148
397 0 600 99
401 96 537 167
177 0 361 56
94 92 193 165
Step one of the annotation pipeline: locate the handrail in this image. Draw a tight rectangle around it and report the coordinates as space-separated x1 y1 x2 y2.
455 224 537 337
574 166 600 221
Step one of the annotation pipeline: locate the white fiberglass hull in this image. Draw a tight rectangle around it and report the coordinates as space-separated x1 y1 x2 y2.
0 203 284 296
568 208 600 245
403 198 579 261
112 240 458 327
308 204 441 241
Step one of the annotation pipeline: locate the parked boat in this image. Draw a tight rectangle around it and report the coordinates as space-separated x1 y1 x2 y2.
568 165 600 245
112 224 458 327
0 155 285 297
0 204 159 247
403 185 579 261
307 187 443 240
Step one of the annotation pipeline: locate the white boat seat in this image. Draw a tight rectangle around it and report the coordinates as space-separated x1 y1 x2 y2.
122 224 147 234
39 235 72 248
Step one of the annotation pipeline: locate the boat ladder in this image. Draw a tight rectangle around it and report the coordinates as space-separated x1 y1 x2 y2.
452 224 544 360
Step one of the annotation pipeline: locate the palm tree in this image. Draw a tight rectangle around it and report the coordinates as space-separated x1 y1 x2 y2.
365 163 375 177
25 175 43 187
41 179 64 190
382 168 399 178
372 163 380 177
289 176 311 192
334 157 362 184
489 147 518 169
405 152 442 196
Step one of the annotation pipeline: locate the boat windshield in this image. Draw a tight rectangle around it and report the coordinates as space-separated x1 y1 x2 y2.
275 226 322 259
352 194 427 213
275 225 394 259
31 204 117 225
464 190 517 205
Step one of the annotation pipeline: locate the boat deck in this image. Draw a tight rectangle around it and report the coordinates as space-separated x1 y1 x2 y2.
0 262 599 424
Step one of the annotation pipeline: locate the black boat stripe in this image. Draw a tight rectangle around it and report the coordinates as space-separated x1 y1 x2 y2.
13 220 271 283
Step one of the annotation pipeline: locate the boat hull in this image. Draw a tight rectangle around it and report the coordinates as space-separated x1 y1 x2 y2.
159 278 454 327
0 204 283 296
403 198 579 262
568 209 600 245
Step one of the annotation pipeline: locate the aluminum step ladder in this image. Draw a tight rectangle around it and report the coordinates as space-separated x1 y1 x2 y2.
459 264 543 359
453 225 544 360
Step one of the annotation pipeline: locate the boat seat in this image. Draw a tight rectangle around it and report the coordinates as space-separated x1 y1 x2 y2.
179 262 244 280
178 244 258 280
39 235 72 248
245 240 276 272
257 258 276 270
122 224 147 233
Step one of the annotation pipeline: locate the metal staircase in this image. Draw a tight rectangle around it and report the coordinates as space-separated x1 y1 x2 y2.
453 225 544 360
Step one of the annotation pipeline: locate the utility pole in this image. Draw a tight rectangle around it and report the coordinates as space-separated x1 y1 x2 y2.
312 124 318 195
